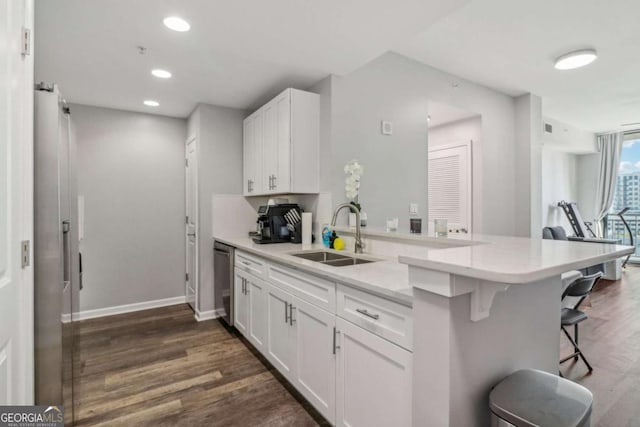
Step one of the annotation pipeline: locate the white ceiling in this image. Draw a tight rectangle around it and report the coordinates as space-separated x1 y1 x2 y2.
396 0 640 133
35 0 467 118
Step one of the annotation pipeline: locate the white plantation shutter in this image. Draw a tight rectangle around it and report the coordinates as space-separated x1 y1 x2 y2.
428 143 471 231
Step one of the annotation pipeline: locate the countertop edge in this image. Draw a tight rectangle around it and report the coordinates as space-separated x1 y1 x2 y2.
399 246 635 284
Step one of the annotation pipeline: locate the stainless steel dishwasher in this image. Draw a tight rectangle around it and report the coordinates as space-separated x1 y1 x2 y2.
214 241 234 326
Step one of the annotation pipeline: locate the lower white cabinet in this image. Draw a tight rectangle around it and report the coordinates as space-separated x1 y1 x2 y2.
247 276 267 350
335 317 412 427
266 283 297 381
292 295 336 423
234 269 249 335
233 253 412 427
235 268 267 351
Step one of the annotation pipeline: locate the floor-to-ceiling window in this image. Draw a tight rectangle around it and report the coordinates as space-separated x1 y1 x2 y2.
607 136 640 261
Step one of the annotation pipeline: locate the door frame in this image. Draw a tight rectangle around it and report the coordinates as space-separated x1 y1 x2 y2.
185 136 199 312
1 0 35 404
427 141 473 233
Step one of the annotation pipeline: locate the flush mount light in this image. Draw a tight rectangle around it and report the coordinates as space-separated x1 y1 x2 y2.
151 69 172 79
163 16 190 32
554 49 597 70
143 100 160 107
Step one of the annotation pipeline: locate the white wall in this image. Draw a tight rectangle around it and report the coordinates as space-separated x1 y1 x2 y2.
542 116 597 154
327 52 517 235
515 93 543 237
188 103 246 314
427 116 482 232
541 148 579 231
72 104 186 311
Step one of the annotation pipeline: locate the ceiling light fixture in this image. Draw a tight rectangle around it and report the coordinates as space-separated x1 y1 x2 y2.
163 16 190 32
151 69 172 79
143 100 160 107
554 49 597 70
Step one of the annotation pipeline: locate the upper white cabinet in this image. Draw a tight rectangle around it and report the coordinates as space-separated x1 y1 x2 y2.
242 110 263 195
243 88 320 196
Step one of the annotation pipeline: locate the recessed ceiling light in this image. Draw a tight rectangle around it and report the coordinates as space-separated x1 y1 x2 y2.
554 49 597 70
163 16 190 32
143 100 159 107
151 69 172 79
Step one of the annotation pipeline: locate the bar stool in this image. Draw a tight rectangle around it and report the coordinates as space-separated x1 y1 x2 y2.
560 272 603 373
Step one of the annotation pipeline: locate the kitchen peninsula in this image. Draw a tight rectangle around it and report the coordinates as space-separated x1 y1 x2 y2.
214 230 633 427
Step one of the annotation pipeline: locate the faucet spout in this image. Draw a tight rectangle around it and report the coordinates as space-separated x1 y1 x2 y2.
330 203 364 254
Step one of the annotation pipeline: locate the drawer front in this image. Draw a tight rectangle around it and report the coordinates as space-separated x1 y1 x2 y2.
267 263 336 311
235 251 265 278
337 285 413 351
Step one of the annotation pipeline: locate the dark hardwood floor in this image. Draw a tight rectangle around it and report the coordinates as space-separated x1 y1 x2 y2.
74 266 640 426
560 266 640 426
74 304 329 426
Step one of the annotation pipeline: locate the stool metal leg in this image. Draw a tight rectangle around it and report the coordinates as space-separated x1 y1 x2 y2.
574 324 579 361
560 326 593 373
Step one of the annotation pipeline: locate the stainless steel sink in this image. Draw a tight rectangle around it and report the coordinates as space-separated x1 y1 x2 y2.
289 250 378 267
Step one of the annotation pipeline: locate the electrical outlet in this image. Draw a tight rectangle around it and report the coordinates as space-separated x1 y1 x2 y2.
409 203 419 215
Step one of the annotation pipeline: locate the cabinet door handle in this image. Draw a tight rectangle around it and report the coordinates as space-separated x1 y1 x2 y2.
272 175 277 189
356 308 380 320
242 278 246 294
333 327 340 354
284 300 289 323
289 303 295 325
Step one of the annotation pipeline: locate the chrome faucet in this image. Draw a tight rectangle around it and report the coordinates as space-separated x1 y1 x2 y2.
330 203 364 254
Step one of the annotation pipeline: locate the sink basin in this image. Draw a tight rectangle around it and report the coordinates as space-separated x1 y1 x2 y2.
291 251 351 262
289 250 378 267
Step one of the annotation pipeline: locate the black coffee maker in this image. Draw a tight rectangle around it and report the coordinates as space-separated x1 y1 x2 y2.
253 203 303 244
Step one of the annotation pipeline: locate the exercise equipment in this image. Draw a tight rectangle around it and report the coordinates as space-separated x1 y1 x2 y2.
557 201 596 238
616 207 633 268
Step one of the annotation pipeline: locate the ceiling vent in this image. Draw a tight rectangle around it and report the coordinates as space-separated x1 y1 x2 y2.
544 123 553 134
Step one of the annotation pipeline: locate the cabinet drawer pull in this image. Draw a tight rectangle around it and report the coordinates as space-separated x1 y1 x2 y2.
241 261 251 266
284 300 289 323
289 303 295 325
333 327 340 354
356 308 380 320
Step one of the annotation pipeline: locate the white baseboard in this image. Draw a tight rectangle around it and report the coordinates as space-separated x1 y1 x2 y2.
61 313 71 324
76 296 187 321
195 308 221 322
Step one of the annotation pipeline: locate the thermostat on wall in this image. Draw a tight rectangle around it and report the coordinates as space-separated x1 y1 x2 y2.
381 120 393 135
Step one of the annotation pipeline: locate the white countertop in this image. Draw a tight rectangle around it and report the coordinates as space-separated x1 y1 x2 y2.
213 228 633 306
214 236 414 306
397 233 634 283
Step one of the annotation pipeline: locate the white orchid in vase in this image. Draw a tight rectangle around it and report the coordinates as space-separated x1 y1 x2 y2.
344 159 364 213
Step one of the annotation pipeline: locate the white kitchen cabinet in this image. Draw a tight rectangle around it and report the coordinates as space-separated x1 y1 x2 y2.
265 283 297 381
242 109 263 195
234 269 249 335
243 88 319 196
335 317 412 427
291 295 336 423
246 275 267 350
234 268 267 351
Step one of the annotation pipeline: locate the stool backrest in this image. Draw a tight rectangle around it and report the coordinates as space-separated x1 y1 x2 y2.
550 226 569 241
562 272 603 309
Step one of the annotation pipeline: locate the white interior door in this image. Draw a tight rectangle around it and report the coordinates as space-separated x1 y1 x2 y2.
185 138 197 310
0 0 34 404
428 142 472 232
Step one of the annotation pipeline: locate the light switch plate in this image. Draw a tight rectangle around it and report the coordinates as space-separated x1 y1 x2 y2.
381 121 393 135
410 203 419 215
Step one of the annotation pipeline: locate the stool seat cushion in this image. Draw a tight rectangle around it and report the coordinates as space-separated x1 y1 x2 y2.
562 308 587 326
